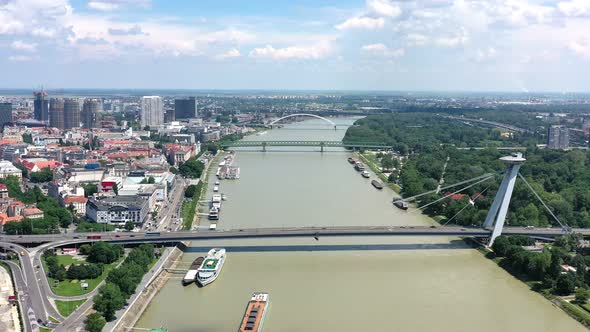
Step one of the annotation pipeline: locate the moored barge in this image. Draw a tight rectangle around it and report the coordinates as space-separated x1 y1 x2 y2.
238 293 270 332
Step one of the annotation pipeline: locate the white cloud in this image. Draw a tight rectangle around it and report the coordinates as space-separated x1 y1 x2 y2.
406 33 429 47
435 28 469 47
215 48 241 60
361 43 404 57
11 40 37 52
8 55 34 62
568 39 590 58
366 0 401 18
87 0 151 11
249 41 332 60
32 27 56 37
0 0 72 35
473 47 497 62
558 0 590 17
87 2 119 11
335 16 385 30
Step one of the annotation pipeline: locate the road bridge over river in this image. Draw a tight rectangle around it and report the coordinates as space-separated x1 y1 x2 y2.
220 140 391 151
0 225 577 246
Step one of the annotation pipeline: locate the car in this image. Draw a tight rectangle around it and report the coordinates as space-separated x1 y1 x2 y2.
115 235 121 238
73 236 79 239
460 228 466 231
525 226 535 229
430 225 437 228
129 235 135 237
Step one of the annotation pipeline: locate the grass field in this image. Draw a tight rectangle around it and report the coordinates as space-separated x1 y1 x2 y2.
44 255 124 297
55 299 86 317
39 327 52 332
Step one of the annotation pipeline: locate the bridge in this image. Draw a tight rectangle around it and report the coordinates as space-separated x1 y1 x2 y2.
0 225 575 245
269 113 337 128
220 140 391 152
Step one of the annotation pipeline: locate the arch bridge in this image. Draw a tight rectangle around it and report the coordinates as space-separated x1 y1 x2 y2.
269 113 337 128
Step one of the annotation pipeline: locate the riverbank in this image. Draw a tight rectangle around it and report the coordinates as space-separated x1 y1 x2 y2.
464 238 590 330
356 152 401 193
113 246 183 332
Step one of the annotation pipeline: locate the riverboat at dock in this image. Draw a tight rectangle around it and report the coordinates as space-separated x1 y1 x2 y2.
238 293 270 332
196 248 226 287
182 257 205 285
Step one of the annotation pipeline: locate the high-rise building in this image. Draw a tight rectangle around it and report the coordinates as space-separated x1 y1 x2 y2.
0 103 12 128
164 108 175 123
140 96 163 129
64 98 81 129
547 125 569 150
49 98 64 129
82 99 101 129
174 97 197 119
33 91 49 122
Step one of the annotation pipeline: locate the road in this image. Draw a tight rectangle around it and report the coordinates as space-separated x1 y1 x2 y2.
143 175 186 232
0 225 575 246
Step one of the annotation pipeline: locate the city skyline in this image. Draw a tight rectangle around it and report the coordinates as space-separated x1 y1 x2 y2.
1 0 590 92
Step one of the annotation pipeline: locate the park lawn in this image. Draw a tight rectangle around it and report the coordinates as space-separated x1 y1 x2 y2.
54 255 84 267
47 316 59 323
55 299 86 317
39 328 52 332
46 256 124 297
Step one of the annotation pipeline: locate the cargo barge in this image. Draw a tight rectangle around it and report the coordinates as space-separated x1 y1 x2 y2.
238 293 270 332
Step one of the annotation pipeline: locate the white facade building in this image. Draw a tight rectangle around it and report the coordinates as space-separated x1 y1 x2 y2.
0 160 22 179
140 96 164 129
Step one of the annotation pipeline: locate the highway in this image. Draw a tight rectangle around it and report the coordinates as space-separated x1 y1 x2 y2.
0 225 575 246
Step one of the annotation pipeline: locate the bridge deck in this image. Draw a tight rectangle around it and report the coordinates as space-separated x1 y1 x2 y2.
1 226 575 245
221 140 391 149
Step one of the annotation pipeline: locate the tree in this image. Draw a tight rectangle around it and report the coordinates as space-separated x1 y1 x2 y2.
82 183 99 198
576 288 590 304
555 273 576 296
124 221 134 231
178 158 204 179
84 313 106 332
93 283 125 321
87 242 123 264
184 185 197 198
29 167 53 183
22 133 33 144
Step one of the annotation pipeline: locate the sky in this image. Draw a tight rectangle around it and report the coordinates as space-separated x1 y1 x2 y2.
1 0 590 91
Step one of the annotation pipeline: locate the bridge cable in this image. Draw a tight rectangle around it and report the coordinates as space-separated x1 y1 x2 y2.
401 173 495 203
441 187 490 226
408 176 494 214
517 173 569 232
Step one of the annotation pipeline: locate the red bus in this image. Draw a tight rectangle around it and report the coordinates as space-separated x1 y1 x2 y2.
86 234 102 240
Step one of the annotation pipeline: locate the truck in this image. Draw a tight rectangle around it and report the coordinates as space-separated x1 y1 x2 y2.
145 232 161 236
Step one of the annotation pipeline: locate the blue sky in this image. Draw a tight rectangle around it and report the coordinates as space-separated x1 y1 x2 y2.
1 0 590 91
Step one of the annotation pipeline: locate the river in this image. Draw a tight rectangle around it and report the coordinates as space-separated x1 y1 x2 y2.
136 118 585 332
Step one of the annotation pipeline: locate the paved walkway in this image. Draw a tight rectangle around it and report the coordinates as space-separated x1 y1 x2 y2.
0 264 21 332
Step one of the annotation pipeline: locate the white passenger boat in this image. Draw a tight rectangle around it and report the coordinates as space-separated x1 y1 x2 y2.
196 248 226 286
